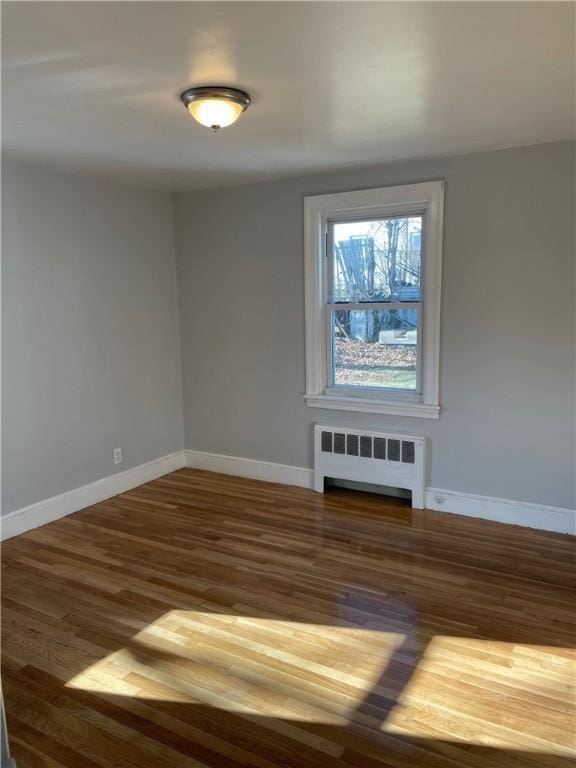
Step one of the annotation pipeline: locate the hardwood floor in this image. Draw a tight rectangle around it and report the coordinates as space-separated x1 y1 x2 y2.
2 468 575 768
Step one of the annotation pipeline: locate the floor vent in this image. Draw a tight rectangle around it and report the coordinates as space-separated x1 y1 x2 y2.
314 425 426 508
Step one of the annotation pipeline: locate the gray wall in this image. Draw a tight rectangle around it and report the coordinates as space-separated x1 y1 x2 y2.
4 143 574 516
2 161 184 514
174 141 576 510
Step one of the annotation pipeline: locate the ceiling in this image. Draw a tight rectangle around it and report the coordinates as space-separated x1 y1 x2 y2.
2 1 574 191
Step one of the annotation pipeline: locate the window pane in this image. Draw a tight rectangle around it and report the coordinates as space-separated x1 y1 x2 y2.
333 308 418 390
331 216 421 303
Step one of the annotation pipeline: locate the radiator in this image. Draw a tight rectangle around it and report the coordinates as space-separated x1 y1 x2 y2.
313 425 427 508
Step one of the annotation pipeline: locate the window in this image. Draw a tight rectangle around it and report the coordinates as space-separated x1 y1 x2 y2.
304 181 444 418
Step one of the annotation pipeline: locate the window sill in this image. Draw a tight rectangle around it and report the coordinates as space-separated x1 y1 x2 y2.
304 393 440 419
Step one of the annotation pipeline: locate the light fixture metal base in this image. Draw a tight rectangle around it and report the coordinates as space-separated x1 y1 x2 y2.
179 86 251 111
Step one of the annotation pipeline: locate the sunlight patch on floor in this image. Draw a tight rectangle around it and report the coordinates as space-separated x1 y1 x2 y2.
380 635 576 758
64 611 576 757
66 609 406 723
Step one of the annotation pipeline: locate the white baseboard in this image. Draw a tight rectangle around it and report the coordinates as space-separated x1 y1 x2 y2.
185 449 314 489
425 488 575 535
3 449 573 540
1 451 186 541
186 449 574 535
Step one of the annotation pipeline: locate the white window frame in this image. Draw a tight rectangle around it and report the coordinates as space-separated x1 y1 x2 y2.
304 181 444 419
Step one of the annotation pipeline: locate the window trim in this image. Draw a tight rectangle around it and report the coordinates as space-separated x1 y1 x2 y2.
303 181 444 419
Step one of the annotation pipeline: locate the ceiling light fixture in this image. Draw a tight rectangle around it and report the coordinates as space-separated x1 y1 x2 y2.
180 86 251 132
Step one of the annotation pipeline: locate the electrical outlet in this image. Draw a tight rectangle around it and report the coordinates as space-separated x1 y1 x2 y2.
113 448 123 465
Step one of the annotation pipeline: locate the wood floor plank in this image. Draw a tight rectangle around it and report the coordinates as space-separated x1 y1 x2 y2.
2 468 575 767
